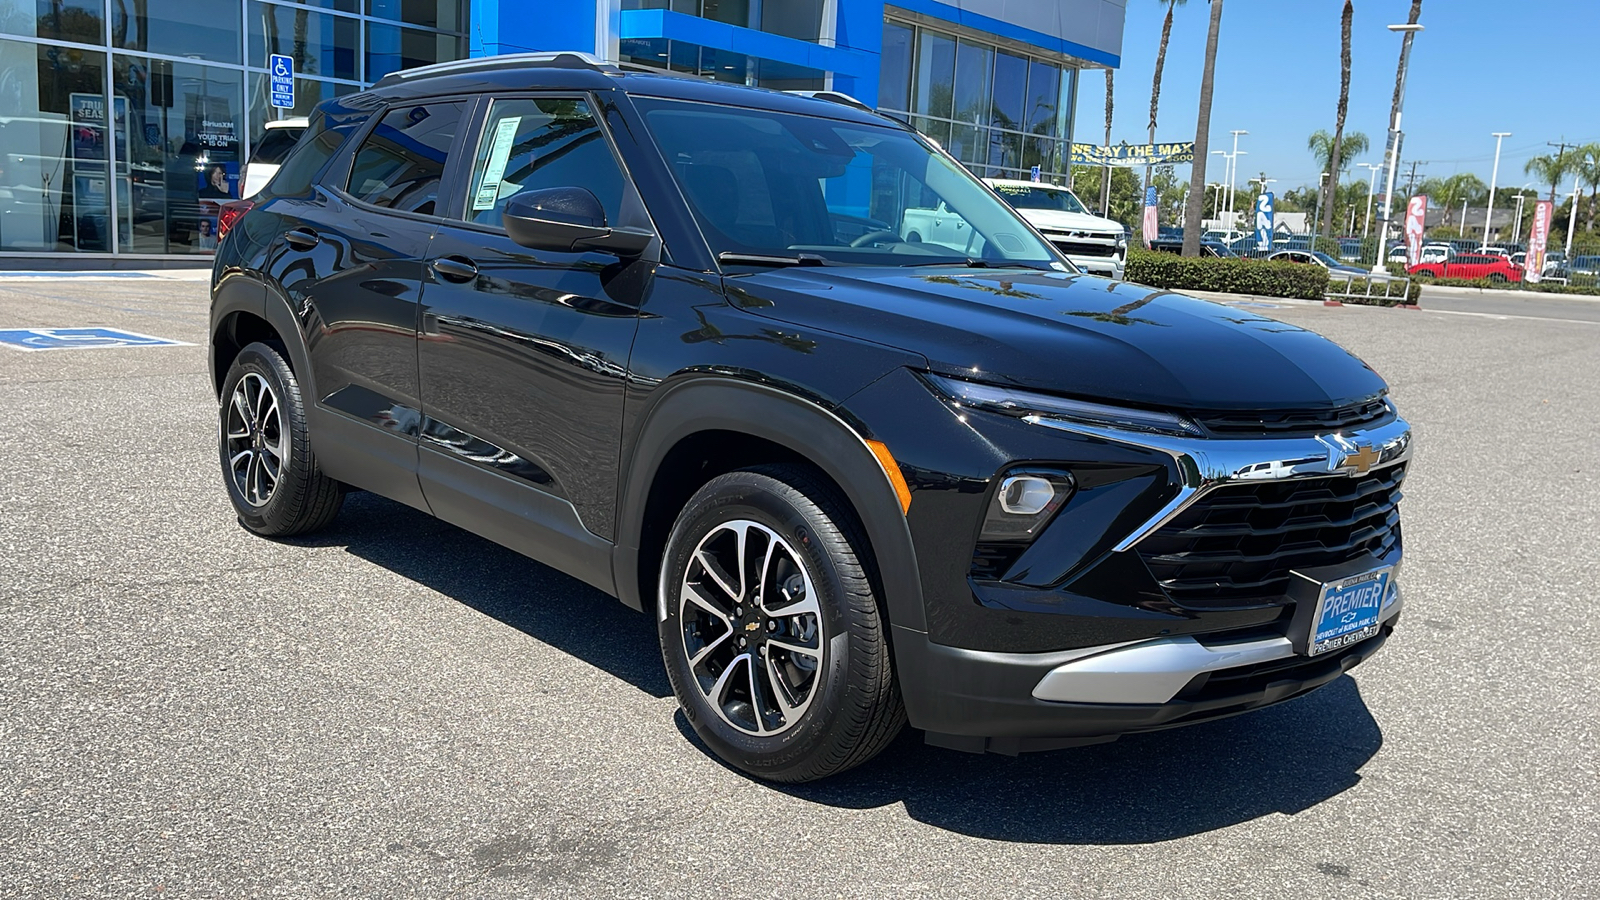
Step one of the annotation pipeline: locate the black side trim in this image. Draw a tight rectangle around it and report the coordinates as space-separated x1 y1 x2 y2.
420 415 557 490
418 445 615 595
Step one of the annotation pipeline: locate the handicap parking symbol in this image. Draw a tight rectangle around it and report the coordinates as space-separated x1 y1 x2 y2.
0 327 191 352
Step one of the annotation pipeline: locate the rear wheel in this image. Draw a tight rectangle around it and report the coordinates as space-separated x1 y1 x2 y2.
658 465 904 782
218 341 344 536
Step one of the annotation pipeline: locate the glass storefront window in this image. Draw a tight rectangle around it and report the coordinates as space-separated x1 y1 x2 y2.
3 0 101 44
912 30 954 120
1025 59 1060 137
368 0 459 31
113 0 243 65
760 0 823 42
0 39 110 251
366 22 461 81
249 2 359 82
113 55 244 254
878 21 911 112
990 51 1026 130
263 0 360 13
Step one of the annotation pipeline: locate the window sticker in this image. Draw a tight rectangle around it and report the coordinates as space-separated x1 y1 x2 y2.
472 116 522 210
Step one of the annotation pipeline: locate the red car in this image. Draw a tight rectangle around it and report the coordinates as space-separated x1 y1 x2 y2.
1409 253 1524 282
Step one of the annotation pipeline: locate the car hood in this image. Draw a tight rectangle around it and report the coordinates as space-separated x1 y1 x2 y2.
1014 208 1123 236
727 267 1386 411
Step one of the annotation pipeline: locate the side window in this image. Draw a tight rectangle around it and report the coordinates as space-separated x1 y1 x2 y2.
345 100 467 215
464 97 627 227
269 113 342 196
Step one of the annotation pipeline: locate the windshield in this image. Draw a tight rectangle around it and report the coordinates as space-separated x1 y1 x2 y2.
635 98 1060 267
1311 251 1344 267
988 183 1089 214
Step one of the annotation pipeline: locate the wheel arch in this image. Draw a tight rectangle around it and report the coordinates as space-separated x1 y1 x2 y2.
613 377 925 633
210 272 314 400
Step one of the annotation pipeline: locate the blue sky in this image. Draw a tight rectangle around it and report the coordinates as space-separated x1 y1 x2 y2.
1073 0 1599 195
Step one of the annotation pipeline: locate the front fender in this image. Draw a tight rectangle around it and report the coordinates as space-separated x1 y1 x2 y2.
611 376 926 633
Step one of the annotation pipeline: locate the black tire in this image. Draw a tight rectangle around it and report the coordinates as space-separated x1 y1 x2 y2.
658 465 905 782
218 341 344 537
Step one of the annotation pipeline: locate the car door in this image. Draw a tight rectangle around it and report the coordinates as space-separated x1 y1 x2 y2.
264 97 469 508
415 93 657 580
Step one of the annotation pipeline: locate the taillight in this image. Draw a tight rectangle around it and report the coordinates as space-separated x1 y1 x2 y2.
216 200 254 241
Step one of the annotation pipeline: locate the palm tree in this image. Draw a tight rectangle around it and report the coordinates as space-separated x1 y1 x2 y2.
1100 69 1114 216
1320 0 1354 236
1182 0 1226 257
1144 0 1189 234
1419 173 1486 229
1524 151 1574 205
1576 142 1600 231
1307 130 1370 182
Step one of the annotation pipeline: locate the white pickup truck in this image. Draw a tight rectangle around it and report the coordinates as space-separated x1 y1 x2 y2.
984 179 1126 278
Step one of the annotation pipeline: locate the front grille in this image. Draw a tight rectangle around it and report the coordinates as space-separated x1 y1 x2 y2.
1049 239 1118 258
1136 463 1405 608
1194 397 1391 436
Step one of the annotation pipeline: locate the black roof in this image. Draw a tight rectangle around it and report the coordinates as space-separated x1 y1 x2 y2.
364 51 892 129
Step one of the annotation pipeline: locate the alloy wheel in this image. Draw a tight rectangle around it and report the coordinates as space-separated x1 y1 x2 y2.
224 372 286 507
679 520 824 736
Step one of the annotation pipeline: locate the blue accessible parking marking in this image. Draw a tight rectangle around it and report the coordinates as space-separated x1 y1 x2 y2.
0 327 192 352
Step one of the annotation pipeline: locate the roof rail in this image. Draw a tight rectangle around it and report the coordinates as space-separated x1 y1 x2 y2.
784 90 875 114
373 51 612 87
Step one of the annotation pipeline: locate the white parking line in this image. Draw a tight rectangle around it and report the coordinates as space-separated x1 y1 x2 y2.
1420 307 1600 327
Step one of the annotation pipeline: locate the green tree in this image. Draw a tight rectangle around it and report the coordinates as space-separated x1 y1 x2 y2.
1525 150 1576 205
1320 0 1354 236
1143 0 1190 237
1307 129 1369 183
1419 173 1486 230
1575 142 1600 231
1073 165 1144 229
1182 0 1226 256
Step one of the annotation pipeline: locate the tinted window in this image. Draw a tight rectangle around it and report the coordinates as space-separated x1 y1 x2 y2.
991 183 1087 213
346 100 466 214
269 113 345 196
252 127 306 166
463 97 626 228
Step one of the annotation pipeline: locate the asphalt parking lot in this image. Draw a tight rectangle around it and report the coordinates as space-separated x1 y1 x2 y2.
1 274 1596 899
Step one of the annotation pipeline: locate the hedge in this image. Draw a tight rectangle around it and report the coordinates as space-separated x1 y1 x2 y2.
1125 249 1329 300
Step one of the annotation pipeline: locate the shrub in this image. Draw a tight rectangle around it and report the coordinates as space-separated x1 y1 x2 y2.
1125 249 1329 300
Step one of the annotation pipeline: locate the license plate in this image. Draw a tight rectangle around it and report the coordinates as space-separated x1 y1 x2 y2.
1308 568 1392 656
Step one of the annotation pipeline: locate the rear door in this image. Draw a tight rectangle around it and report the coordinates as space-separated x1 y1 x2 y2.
414 92 658 581
263 96 470 507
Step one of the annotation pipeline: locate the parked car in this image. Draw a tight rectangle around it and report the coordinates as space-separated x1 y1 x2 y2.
1419 243 1453 265
1148 238 1238 258
1569 255 1600 277
1267 249 1367 276
983 179 1126 279
1409 253 1524 282
241 117 310 198
210 51 1412 782
1475 246 1511 261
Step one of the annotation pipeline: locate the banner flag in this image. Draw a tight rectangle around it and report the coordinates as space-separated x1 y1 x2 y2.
1404 195 1428 267
1526 199 1553 283
1255 193 1275 252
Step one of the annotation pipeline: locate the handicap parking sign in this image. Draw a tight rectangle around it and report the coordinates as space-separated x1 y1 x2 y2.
0 327 191 352
270 54 295 109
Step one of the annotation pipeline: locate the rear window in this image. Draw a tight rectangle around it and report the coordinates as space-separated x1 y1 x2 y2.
251 127 306 166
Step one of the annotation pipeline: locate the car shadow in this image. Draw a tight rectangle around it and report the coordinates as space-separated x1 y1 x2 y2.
292 491 671 699
302 492 1382 844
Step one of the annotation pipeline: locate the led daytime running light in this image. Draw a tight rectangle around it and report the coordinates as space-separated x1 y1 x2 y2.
929 374 1203 438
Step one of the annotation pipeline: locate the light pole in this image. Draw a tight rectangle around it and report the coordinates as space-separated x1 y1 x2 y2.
1373 22 1424 274
1359 162 1381 238
1312 172 1329 243
1458 198 1468 237
1512 181 1532 244
1227 129 1248 229
1481 131 1510 248
1566 188 1580 259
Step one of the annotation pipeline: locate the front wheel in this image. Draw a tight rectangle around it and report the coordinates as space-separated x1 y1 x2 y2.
658 465 904 782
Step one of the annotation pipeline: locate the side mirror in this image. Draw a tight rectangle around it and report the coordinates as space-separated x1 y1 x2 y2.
502 187 654 257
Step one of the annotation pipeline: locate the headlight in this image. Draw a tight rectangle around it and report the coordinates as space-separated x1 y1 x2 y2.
926 373 1203 438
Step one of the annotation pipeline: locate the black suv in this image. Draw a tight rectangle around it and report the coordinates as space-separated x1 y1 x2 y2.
209 53 1412 782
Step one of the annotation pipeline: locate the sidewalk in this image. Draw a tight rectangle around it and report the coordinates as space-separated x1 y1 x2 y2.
0 268 211 282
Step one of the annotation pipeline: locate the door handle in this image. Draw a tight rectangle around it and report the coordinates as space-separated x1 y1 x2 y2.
284 227 320 250
431 256 479 283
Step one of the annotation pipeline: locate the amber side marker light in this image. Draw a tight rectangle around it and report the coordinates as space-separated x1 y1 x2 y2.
865 439 913 515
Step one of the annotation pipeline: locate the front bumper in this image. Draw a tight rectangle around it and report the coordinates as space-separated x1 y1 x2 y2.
900 595 1400 754
1067 254 1124 279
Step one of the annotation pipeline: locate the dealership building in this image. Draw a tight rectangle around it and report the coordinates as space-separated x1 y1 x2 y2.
0 0 1124 263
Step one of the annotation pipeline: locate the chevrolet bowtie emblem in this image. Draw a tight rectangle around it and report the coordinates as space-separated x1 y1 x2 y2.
1336 444 1381 476
745 622 761 632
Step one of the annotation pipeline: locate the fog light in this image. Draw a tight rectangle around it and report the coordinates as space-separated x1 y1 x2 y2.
999 476 1055 514
980 470 1074 541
